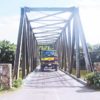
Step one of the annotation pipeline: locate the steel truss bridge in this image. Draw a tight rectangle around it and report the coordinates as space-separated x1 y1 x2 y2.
13 7 93 79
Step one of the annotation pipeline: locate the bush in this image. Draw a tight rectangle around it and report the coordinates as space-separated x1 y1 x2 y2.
13 78 22 88
85 72 100 89
0 40 16 66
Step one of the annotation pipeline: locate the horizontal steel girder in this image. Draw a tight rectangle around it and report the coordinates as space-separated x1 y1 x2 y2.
34 28 62 34
24 7 77 12
35 33 60 38
37 39 57 42
37 37 58 40
32 21 66 29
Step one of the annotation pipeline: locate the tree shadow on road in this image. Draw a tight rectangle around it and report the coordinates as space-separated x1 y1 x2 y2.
76 86 98 93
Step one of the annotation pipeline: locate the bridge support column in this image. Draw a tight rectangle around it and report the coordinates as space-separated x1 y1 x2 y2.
0 64 12 89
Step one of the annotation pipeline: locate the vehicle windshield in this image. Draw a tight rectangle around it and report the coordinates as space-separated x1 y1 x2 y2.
41 50 56 57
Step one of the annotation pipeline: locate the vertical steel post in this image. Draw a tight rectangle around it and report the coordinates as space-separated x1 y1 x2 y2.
25 20 30 74
61 34 64 70
62 29 67 71
76 9 93 71
65 27 71 72
22 15 27 78
74 9 80 78
70 20 75 73
14 8 25 79
67 23 71 72
59 36 62 69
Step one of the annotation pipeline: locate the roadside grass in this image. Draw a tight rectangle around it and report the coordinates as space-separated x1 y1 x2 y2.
0 78 22 94
0 87 16 92
0 70 22 93
71 68 88 79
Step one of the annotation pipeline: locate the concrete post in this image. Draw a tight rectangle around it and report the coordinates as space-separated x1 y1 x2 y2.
0 64 12 89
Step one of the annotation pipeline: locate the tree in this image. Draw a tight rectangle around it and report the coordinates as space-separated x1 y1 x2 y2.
0 40 16 66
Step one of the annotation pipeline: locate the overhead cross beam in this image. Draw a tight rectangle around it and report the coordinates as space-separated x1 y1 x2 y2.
24 7 76 12
37 37 58 40
34 28 62 34
29 11 66 22
33 26 64 30
32 21 66 29
35 33 60 38
36 36 59 39
38 38 57 42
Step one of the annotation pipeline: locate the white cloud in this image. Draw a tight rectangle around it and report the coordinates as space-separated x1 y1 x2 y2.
79 7 100 44
0 0 100 45
78 0 100 7
0 15 20 44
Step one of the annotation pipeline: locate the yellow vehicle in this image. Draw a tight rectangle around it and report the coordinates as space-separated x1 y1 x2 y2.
40 50 58 71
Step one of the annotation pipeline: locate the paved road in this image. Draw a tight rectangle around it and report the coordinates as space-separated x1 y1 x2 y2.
0 67 100 100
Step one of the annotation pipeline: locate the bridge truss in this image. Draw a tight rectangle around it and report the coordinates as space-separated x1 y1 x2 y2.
13 7 93 79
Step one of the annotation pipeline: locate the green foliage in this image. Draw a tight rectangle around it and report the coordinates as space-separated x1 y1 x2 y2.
13 78 22 88
71 68 87 78
0 78 22 92
0 40 16 65
85 72 100 89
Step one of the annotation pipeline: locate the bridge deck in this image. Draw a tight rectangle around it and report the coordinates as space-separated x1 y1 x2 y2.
0 67 99 100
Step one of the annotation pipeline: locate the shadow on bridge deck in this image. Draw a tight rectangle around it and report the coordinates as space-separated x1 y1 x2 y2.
23 67 94 93
0 67 97 100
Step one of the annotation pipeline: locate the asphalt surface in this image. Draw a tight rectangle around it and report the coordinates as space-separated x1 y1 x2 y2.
0 67 100 100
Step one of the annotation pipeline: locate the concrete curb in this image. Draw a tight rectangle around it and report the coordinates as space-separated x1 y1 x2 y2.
59 69 87 85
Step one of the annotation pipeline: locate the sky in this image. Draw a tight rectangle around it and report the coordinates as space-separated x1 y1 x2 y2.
0 0 100 45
